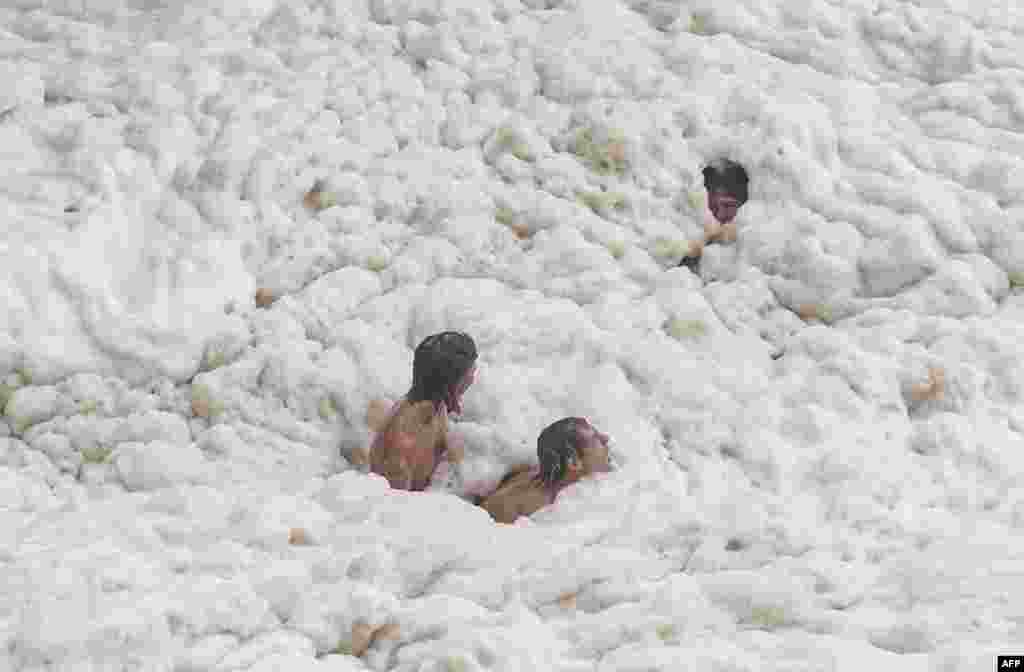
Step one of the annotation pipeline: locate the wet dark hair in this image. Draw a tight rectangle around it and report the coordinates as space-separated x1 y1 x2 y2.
407 331 477 411
702 159 749 204
535 417 586 487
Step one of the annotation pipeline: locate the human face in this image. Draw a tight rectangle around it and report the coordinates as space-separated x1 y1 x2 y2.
708 189 740 224
576 420 611 476
446 363 476 415
457 363 476 396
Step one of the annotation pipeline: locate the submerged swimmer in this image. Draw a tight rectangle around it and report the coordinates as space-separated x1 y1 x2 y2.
368 331 478 491
479 417 612 524
679 159 749 270
705 159 748 225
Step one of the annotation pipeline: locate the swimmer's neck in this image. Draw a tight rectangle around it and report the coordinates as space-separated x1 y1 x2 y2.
405 396 465 416
403 397 448 413
550 469 599 492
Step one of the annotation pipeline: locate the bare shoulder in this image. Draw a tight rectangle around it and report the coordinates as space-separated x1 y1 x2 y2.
515 481 551 518
479 490 513 523
366 398 395 432
480 471 548 524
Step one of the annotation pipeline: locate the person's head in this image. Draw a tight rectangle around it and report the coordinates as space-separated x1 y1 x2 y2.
536 417 611 487
408 331 478 413
703 160 749 224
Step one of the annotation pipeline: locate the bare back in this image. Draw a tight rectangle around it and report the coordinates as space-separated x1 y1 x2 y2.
478 465 555 524
370 399 448 491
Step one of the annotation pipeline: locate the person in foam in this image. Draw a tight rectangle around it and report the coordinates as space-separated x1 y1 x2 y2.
478 417 612 524
705 159 748 224
679 159 749 270
366 331 477 491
